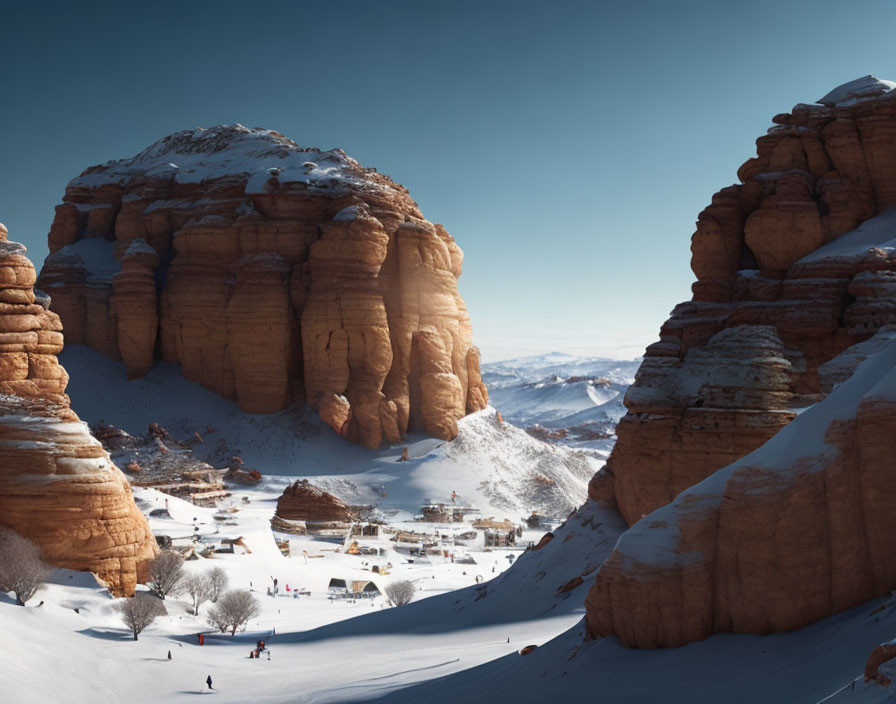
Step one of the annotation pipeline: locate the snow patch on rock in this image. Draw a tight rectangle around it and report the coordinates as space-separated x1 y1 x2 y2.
817 75 896 107
69 124 385 197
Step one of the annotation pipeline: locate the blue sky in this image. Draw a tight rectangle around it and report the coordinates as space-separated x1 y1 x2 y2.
2 0 895 360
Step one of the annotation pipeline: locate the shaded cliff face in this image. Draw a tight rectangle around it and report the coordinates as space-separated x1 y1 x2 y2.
598 76 896 524
37 125 488 449
586 328 896 648
0 223 157 595
584 76 896 649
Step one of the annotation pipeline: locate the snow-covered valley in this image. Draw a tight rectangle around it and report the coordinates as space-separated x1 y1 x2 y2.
0 347 628 703
3 338 895 704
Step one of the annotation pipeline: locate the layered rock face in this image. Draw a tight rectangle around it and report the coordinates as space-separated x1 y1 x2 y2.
274 480 353 523
596 76 896 524
584 77 896 649
0 224 156 594
38 125 487 448
586 330 896 648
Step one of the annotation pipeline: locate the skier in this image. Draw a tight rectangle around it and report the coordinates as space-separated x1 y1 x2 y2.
167 650 172 660
206 674 214 690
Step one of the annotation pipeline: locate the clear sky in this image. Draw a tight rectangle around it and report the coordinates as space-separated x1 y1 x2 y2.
2 0 895 361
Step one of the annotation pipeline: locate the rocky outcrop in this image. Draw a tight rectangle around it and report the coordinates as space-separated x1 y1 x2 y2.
111 239 158 379
582 78 896 649
586 330 896 648
598 76 896 524
865 640 896 686
274 479 353 523
37 125 487 448
0 224 157 595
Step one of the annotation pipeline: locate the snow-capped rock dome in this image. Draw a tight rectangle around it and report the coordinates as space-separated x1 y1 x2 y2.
816 75 896 107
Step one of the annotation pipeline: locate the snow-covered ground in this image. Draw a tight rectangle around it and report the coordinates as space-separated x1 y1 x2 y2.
0 484 624 703
9 346 894 703
368 593 896 704
482 352 639 454
60 346 597 520
0 346 628 703
2 487 893 704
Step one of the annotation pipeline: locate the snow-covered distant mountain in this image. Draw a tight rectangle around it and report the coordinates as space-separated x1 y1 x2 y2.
482 353 640 455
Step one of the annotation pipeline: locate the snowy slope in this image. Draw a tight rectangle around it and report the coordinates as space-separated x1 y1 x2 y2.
7 345 895 703
366 594 896 704
60 346 596 519
0 494 626 704
1 493 894 704
797 206 896 266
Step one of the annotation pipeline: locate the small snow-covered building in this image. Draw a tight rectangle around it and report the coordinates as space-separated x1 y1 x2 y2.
328 578 348 594
350 581 380 598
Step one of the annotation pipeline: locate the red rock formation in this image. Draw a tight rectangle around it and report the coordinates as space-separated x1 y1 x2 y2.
274 479 353 523
586 330 896 648
865 641 896 686
599 77 896 525
0 223 157 595
582 78 896 649
111 239 158 378
37 125 487 448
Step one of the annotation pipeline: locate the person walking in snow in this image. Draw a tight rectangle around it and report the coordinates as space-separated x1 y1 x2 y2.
206 675 213 690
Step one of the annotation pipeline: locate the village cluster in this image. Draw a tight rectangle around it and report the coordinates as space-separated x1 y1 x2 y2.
142 485 555 617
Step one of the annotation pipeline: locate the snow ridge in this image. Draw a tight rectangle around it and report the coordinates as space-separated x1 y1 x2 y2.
69 124 388 196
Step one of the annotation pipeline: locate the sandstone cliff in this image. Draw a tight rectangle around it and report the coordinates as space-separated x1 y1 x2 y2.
595 76 896 524
585 76 896 648
37 125 488 448
0 223 157 594
586 329 896 648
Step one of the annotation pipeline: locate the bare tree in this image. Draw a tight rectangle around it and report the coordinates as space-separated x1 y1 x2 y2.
207 566 228 603
117 593 166 640
385 580 416 607
206 589 260 636
0 528 51 606
182 572 213 616
146 550 184 600
206 602 231 633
